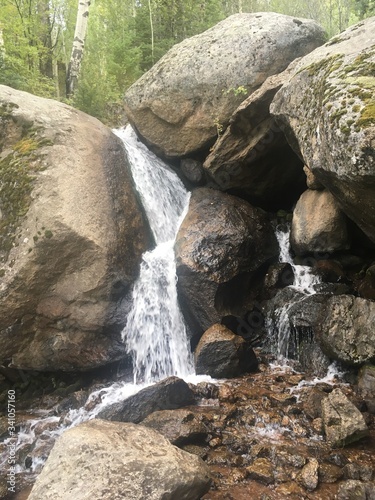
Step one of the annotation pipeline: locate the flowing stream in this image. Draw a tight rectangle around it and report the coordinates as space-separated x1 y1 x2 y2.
0 125 195 482
268 225 321 365
114 126 194 383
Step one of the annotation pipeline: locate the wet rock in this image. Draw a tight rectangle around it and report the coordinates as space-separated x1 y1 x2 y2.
321 388 369 447
194 324 258 378
276 448 306 469
316 295 375 365
264 263 294 294
337 480 375 500
180 159 205 185
97 377 195 423
290 189 349 256
124 13 325 158
175 188 278 333
193 382 219 400
246 458 274 485
319 463 344 483
358 365 375 414
315 259 346 283
28 419 211 500
141 409 208 446
0 86 150 371
203 61 305 210
343 463 373 482
271 17 375 245
297 458 319 491
302 387 328 419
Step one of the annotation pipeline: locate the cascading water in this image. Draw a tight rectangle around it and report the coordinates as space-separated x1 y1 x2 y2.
113 126 194 383
268 224 321 365
0 125 196 484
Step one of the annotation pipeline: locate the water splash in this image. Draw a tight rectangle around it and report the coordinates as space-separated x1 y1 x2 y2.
269 225 321 364
114 126 194 384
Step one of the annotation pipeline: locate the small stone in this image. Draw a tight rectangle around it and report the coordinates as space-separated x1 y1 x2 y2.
246 458 274 485
321 388 369 448
337 480 367 500
319 463 343 483
297 458 319 491
312 417 324 434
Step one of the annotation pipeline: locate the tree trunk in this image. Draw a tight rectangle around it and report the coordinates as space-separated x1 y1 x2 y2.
66 0 91 98
148 0 154 65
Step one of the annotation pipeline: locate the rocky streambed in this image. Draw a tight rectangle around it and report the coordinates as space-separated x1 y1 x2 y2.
1 357 374 499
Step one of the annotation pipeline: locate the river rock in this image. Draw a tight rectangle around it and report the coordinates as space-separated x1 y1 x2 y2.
141 409 208 446
175 188 278 333
297 458 319 491
290 189 349 256
0 85 150 371
321 388 369 448
124 13 326 158
316 295 375 365
194 324 258 378
271 17 375 245
337 480 375 500
97 376 195 423
203 61 306 210
28 419 211 500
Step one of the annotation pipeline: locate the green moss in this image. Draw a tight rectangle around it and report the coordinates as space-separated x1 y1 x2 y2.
0 120 52 263
357 101 375 128
0 269 5 277
44 230 53 239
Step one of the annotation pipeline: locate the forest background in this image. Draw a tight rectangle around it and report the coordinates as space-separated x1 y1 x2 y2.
0 0 374 126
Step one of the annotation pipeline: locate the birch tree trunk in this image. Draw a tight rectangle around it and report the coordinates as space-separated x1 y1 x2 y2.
148 0 154 65
66 0 91 98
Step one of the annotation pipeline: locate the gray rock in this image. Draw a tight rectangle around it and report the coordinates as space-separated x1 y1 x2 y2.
124 13 326 158
358 365 375 414
175 188 278 333
97 377 195 423
337 480 375 500
321 388 369 447
271 17 375 244
180 159 205 185
203 60 306 210
0 85 150 371
291 189 349 256
141 409 208 446
194 324 258 378
28 419 211 500
316 295 375 365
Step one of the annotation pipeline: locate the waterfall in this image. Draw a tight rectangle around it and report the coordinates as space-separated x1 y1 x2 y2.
114 126 194 384
0 126 197 481
269 225 321 364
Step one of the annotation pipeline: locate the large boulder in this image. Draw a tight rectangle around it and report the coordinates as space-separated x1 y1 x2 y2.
203 61 305 210
124 13 326 158
316 295 375 365
271 17 375 244
290 189 349 256
174 188 278 334
0 85 150 371
28 419 211 500
194 323 258 378
97 377 195 423
321 388 369 447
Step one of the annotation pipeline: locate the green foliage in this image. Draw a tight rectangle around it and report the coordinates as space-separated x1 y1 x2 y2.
0 0 374 124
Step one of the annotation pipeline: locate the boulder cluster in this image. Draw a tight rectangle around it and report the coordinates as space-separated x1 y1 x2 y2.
0 10 375 500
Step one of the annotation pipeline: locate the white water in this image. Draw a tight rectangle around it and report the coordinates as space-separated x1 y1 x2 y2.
0 125 198 480
269 225 321 364
114 126 194 383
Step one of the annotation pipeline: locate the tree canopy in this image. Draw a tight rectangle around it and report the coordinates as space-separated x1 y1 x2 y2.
0 0 373 124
